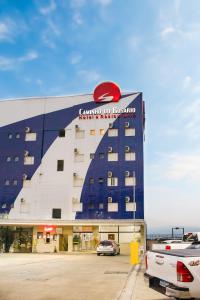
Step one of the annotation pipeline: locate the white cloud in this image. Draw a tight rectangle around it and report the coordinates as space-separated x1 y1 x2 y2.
70 0 86 8
18 51 38 62
36 79 43 85
73 12 84 26
39 0 56 15
160 26 175 39
70 53 82 65
0 17 28 42
0 51 38 71
0 56 14 70
78 69 101 83
128 36 141 51
182 76 200 95
164 153 200 181
95 0 112 6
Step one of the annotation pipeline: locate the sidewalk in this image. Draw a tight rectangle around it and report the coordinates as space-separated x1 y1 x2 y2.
132 264 169 300
118 259 169 300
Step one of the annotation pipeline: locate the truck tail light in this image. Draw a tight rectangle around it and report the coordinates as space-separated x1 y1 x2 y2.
145 254 148 270
177 261 194 282
165 245 171 250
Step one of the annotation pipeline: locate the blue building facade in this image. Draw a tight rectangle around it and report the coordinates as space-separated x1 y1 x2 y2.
0 84 145 253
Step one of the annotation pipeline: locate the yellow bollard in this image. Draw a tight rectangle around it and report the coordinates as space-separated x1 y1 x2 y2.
130 241 139 265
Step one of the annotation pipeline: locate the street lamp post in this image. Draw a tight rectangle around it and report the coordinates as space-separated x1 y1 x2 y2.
171 227 185 239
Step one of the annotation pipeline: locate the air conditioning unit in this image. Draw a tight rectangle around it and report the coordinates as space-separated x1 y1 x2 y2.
24 150 29 157
72 197 78 203
20 198 25 203
108 146 113 153
75 125 79 129
108 171 113 178
108 197 112 203
74 148 78 154
73 173 77 177
125 146 130 153
22 173 28 180
109 123 113 129
125 196 130 203
25 127 31 133
125 171 130 177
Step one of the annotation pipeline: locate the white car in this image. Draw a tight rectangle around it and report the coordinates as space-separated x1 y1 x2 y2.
97 240 120 256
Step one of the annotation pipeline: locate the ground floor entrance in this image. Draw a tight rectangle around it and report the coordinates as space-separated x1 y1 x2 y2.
0 221 146 254
0 226 33 253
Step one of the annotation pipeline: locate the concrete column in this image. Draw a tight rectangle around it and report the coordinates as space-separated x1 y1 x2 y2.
68 235 73 252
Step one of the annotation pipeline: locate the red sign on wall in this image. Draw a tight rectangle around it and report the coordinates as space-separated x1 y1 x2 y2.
93 81 121 103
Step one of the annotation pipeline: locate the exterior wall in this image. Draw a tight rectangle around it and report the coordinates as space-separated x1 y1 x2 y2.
0 92 144 223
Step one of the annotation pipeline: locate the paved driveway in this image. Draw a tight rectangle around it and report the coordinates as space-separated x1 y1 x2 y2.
0 253 131 300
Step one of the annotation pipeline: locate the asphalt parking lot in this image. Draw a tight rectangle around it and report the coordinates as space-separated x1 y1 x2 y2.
0 253 173 300
0 253 132 300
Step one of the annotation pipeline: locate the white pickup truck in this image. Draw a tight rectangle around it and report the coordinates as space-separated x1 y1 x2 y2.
145 243 200 299
152 232 200 251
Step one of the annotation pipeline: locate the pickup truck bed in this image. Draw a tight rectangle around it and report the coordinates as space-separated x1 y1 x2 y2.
151 249 200 257
145 247 200 299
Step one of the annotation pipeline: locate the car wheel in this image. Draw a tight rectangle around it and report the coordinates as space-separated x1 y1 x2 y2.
97 253 100 256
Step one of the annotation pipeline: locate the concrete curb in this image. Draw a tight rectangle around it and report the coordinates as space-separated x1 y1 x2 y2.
117 263 141 300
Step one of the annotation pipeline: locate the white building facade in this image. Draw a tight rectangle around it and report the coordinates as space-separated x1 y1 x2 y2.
0 82 145 253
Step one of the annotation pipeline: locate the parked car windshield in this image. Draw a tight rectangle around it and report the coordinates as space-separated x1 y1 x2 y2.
99 241 113 246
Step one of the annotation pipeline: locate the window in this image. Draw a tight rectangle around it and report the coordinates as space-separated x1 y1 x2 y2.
108 153 118 161
8 134 12 139
5 180 10 186
52 208 61 219
108 129 118 137
14 156 19 162
108 203 118 212
125 176 136 186
125 128 135 136
72 202 83 212
6 156 11 162
37 232 43 239
88 202 94 209
90 129 95 135
99 203 104 209
126 202 136 212
98 177 104 183
25 133 37 141
89 178 94 184
74 153 84 162
57 160 64 171
99 153 104 159
107 177 118 186
125 152 136 161
100 129 105 135
16 133 20 139
59 129 65 137
13 180 18 186
90 153 95 159
24 156 34 165
75 129 85 139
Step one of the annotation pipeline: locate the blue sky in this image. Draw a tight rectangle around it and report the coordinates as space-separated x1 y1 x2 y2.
1 0 200 233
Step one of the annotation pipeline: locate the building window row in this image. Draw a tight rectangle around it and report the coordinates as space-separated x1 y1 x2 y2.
86 172 136 187
5 156 20 162
73 149 136 163
4 179 18 186
8 133 21 139
5 154 34 165
75 124 135 139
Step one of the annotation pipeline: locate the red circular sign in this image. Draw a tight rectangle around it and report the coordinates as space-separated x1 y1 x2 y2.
93 81 121 103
